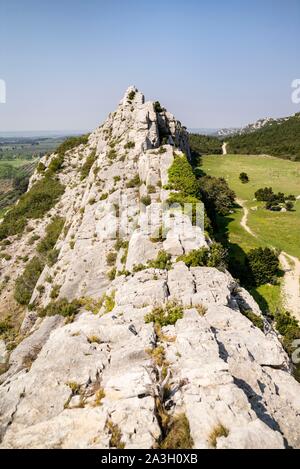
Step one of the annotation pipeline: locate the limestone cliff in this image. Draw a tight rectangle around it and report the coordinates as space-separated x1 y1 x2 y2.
0 87 299 449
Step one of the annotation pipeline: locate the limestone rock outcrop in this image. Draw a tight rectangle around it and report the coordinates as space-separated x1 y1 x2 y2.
0 87 299 449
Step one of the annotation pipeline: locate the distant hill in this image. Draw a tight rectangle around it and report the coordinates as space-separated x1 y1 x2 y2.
226 113 300 161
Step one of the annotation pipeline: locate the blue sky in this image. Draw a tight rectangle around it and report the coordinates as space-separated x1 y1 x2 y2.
0 0 299 131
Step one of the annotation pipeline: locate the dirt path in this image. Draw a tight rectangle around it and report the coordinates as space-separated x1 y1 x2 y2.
222 142 228 155
279 252 300 321
236 198 257 237
237 198 300 320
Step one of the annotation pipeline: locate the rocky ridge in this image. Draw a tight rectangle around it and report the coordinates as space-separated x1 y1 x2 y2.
0 87 300 449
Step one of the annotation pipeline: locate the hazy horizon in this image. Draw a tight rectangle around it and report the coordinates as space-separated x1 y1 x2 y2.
1 0 299 132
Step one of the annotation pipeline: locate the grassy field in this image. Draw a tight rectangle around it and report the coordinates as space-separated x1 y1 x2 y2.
201 154 300 313
201 154 300 257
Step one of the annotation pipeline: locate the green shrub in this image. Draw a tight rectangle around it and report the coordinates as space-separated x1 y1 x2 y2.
106 251 117 266
239 172 249 183
246 247 279 286
148 250 172 270
100 193 108 201
141 195 151 206
28 234 40 245
107 148 117 160
107 267 117 281
158 146 167 154
124 141 135 150
133 264 147 272
145 301 184 327
128 90 136 102
14 256 44 305
126 174 140 188
38 298 81 317
168 154 199 198
199 175 235 217
274 311 300 381
0 177 64 240
37 217 65 258
37 162 46 173
55 134 89 157
104 291 115 313
0 318 13 337
153 101 164 113
147 185 156 194
47 154 64 174
50 284 61 299
242 310 264 331
178 242 227 270
80 149 97 180
114 239 128 251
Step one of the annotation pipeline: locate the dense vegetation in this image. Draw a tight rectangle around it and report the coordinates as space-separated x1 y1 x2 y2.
80 149 97 180
255 187 295 211
0 161 34 214
0 177 64 240
54 134 90 157
246 247 280 286
189 133 222 157
14 216 65 305
199 176 236 221
178 242 228 270
227 113 300 161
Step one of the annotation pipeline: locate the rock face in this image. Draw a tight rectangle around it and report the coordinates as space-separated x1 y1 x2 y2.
0 87 300 449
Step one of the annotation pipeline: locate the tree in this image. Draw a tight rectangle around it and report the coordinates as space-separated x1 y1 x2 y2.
285 201 294 211
246 247 279 286
199 175 236 218
239 172 249 183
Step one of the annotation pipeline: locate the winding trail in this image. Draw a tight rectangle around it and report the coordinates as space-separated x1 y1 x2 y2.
236 198 257 238
236 198 300 321
222 142 228 155
278 252 300 321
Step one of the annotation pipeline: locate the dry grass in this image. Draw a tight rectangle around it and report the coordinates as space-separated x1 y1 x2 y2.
208 423 229 448
160 413 194 449
106 419 125 449
94 387 105 406
195 304 207 316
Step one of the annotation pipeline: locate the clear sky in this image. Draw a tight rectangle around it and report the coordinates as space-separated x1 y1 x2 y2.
0 0 299 131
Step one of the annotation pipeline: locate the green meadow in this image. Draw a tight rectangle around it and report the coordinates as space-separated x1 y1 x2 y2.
200 154 300 313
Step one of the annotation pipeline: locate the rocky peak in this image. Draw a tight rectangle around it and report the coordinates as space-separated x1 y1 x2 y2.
0 88 299 449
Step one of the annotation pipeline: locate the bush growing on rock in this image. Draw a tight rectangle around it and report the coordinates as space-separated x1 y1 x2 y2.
153 101 164 113
145 301 184 327
37 217 65 258
124 141 135 150
106 251 117 266
126 174 140 188
148 250 172 270
14 256 44 305
38 298 81 318
55 134 89 157
0 177 64 240
178 242 228 270
80 149 97 180
168 154 199 198
141 195 151 206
